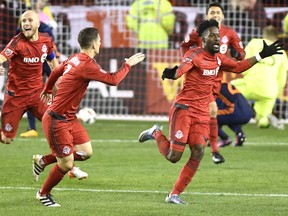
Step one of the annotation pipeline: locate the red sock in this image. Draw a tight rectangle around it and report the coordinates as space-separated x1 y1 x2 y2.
40 164 67 195
210 117 219 153
154 130 170 158
42 154 57 167
171 158 200 195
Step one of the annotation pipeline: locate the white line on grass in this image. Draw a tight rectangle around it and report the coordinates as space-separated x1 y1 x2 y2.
18 138 288 146
1 186 288 197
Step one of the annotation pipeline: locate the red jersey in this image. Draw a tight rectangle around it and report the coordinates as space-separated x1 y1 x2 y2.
43 53 131 121
180 24 245 60
1 32 54 96
180 24 245 96
175 47 251 117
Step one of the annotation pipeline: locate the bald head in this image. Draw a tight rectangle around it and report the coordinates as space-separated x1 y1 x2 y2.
22 10 38 18
263 25 278 41
21 10 40 41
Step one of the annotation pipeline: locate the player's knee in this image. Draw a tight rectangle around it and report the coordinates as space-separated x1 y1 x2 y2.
166 155 180 163
169 157 181 163
1 133 14 144
75 150 93 160
209 102 218 117
2 138 12 144
209 110 217 118
167 149 182 163
209 107 218 117
58 156 74 171
82 153 92 160
190 144 205 160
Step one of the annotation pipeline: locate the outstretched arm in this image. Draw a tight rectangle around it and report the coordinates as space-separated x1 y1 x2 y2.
245 40 284 67
84 52 145 86
161 66 179 80
124 52 145 66
223 40 284 73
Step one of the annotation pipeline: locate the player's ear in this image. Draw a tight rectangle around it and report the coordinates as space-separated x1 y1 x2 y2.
92 42 96 50
202 36 206 43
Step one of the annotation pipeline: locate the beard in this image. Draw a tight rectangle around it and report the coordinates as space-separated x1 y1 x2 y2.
22 28 37 40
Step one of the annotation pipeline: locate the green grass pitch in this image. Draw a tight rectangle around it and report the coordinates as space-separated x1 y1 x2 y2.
0 118 287 216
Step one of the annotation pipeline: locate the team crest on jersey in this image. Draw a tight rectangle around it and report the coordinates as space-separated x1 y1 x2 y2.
175 130 183 139
183 57 191 63
220 44 228 54
42 44 47 53
5 123 13 132
221 36 228 44
63 146 71 155
5 48 13 56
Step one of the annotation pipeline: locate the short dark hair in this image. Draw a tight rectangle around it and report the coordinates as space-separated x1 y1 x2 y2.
77 27 99 49
197 19 219 37
206 2 224 15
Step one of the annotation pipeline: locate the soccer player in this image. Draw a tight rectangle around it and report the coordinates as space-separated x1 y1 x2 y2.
138 19 283 204
17 21 60 138
180 2 245 164
35 27 145 207
231 25 288 128
0 10 58 144
0 10 88 181
216 82 254 147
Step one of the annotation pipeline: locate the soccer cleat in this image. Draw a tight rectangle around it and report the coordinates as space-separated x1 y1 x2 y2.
268 114 285 130
234 132 246 147
36 191 61 207
212 151 225 164
165 193 188 204
217 137 232 148
20 129 38 138
68 167 88 180
138 124 162 143
32 155 44 182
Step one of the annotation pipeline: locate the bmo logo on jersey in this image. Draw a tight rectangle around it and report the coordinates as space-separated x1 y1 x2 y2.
23 53 47 63
203 66 219 76
23 44 48 63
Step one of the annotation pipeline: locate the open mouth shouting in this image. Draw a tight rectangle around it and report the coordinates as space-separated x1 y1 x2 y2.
213 43 220 52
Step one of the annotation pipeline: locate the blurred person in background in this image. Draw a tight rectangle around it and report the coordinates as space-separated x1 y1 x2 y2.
216 82 254 147
35 0 57 30
231 25 288 129
180 2 245 164
126 0 175 49
230 0 270 30
284 13 288 34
